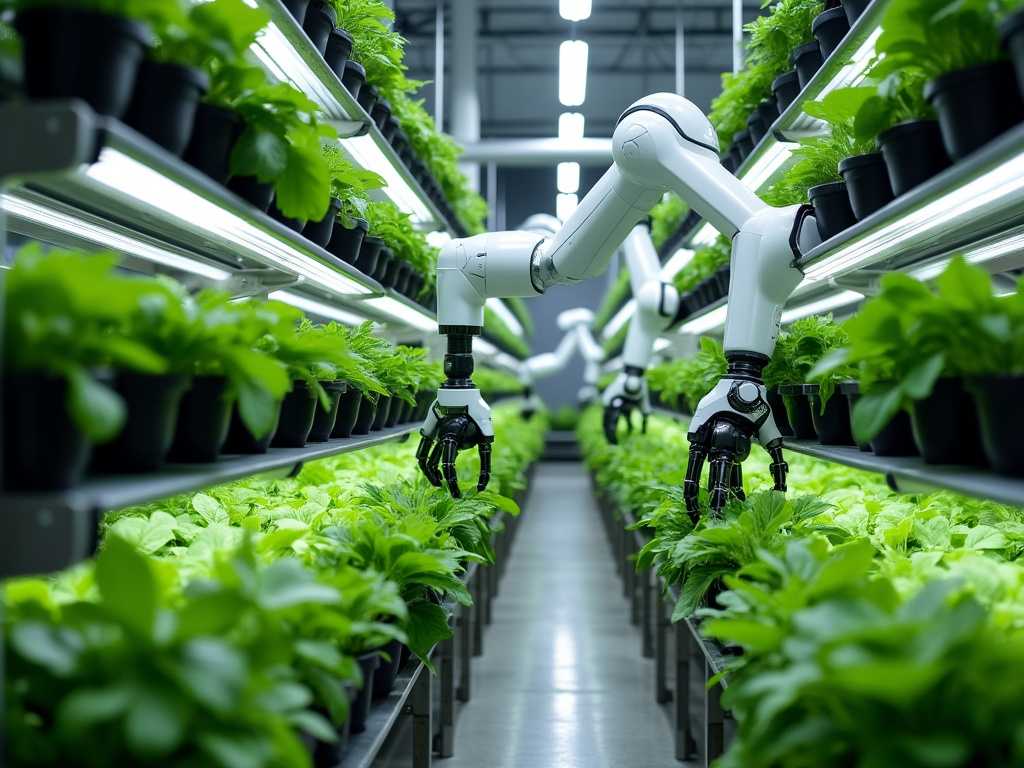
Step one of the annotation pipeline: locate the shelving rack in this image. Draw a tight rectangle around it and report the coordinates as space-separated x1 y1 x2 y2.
0 5 534 767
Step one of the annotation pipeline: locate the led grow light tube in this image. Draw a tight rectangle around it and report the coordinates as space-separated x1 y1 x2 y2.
1 192 232 281
660 248 695 280
487 298 525 337
269 291 365 324
364 295 438 333
802 152 1024 280
84 148 373 298
740 140 800 192
341 134 434 225
780 290 862 324
689 222 719 247
677 303 729 335
602 300 636 339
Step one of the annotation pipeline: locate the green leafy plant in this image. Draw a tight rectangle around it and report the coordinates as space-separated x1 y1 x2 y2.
763 313 852 408
673 235 732 295
364 200 437 280
595 269 632 332
484 306 531 358
649 194 691 250
853 68 936 143
812 256 1024 441
321 144 386 218
146 0 268 73
646 337 728 412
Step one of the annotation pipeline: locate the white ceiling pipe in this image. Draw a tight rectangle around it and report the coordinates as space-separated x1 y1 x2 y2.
458 138 613 165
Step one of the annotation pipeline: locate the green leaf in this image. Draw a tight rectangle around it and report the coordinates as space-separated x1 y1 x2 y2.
124 685 189 759
230 124 289 182
851 386 904 443
192 493 230 526
9 622 78 675
66 366 126 442
964 525 1009 550
106 511 178 554
404 599 452 668
95 535 157 637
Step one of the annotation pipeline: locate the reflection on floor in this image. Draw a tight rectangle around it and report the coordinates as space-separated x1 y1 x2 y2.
372 462 680 768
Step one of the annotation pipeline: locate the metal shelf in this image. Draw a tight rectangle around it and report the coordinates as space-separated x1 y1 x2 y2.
252 0 453 234
0 424 415 578
785 440 1024 507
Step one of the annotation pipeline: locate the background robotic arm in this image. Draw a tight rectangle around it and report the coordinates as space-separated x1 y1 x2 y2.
517 308 602 418
418 92 819 514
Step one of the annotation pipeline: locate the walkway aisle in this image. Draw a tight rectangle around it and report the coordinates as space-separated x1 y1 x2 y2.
445 462 675 768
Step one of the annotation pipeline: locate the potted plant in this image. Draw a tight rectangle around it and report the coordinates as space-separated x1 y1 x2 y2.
812 2 851 60
873 0 1024 161
852 68 949 198
125 0 267 157
318 144 385 254
815 258 992 465
8 0 153 118
2 246 168 488
301 0 337 56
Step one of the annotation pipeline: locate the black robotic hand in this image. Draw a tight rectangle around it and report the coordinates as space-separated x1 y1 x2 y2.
417 395 494 499
600 366 651 444
682 376 788 522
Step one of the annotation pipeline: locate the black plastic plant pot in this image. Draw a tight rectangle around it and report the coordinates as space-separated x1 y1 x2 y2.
371 98 392 131
269 200 304 232
732 130 754 162
382 115 401 143
792 41 824 89
91 372 190 473
399 145 415 167
779 384 817 439
326 215 368 264
925 61 1024 162
183 103 244 185
907 377 987 465
357 83 378 114
766 386 794 437
838 382 870 451
806 385 855 446
385 397 405 428
167 376 233 463
838 153 895 221
324 28 353 79
390 129 409 155
372 639 405 700
870 409 919 456
812 7 850 60
331 387 363 438
15 8 150 119
373 246 394 283
746 111 768 145
415 390 434 422
394 260 413 294
371 396 392 431
229 175 275 213
842 0 872 25
302 197 343 248
341 59 366 100
301 0 337 56
307 381 346 443
1001 9 1024 101
351 394 377 435
355 235 385 277
123 60 209 156
807 181 856 242
381 255 403 289
271 381 317 448
876 120 951 197
222 401 282 455
282 0 310 25
772 71 802 113
758 96 780 129
405 272 425 300
968 374 1024 475
350 652 380 734
721 152 737 174
2 371 92 490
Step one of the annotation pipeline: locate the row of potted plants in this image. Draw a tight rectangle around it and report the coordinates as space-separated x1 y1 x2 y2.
2 245 445 492
759 0 1024 243
4 403 546 767
578 405 1024 767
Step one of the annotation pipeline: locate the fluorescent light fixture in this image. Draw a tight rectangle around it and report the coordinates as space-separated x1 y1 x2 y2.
803 151 1024 280
678 303 729 335
365 295 437 332
690 222 720 247
1 192 232 281
780 290 861 324
475 337 498 355
426 230 452 249
557 162 581 194
910 229 1024 282
486 298 525 336
559 112 586 141
659 247 695 280
560 0 592 21
341 134 433 225
740 140 799 192
84 148 373 298
603 299 636 339
559 40 589 107
557 193 579 222
653 338 672 353
270 291 365 324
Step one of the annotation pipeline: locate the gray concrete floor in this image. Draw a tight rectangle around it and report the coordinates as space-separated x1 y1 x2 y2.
371 462 677 767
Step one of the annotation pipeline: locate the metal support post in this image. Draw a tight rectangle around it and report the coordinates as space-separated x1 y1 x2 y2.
473 569 485 656
704 660 726 766
411 667 433 768
436 635 455 757
656 597 672 705
457 601 472 702
675 623 697 760
641 568 654 658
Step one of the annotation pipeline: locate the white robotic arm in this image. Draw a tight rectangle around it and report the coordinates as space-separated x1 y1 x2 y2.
600 223 679 443
417 92 820 514
516 308 596 417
